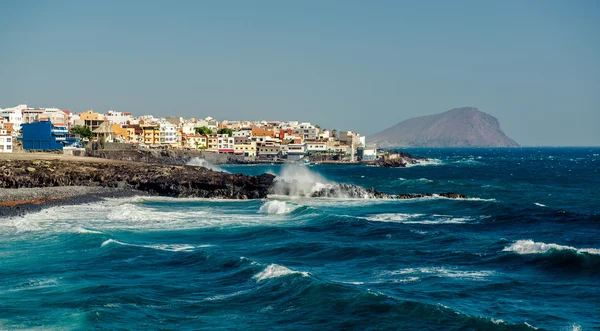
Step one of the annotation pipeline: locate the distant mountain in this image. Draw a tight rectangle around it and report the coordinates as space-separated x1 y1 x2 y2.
367 107 519 148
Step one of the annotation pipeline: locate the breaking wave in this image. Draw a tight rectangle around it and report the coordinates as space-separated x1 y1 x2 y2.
101 239 211 252
366 213 476 224
404 158 443 167
258 200 297 214
253 264 310 281
186 157 228 172
503 240 600 271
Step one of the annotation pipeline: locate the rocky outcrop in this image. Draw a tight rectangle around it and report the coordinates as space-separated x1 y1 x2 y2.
0 159 275 199
275 181 467 200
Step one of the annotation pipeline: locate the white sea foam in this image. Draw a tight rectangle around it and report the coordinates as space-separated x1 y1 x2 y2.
380 267 494 280
404 158 443 167
253 264 310 281
101 239 209 252
186 157 228 172
259 200 296 215
74 227 104 234
503 240 600 255
366 213 475 224
534 203 547 207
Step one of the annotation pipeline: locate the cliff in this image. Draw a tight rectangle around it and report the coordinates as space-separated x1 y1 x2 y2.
368 107 519 147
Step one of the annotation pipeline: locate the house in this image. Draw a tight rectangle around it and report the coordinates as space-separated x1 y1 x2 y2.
21 120 68 151
123 125 143 144
207 136 218 151
287 143 307 161
185 135 207 149
357 145 377 161
0 104 26 132
79 110 106 131
141 124 160 145
294 123 319 141
106 110 133 125
159 123 177 146
0 128 12 153
234 137 256 157
217 134 234 153
306 141 326 153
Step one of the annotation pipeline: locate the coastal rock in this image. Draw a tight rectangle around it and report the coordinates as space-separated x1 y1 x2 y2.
0 160 275 199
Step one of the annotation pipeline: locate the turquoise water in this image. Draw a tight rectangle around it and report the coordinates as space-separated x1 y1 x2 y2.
1 148 599 330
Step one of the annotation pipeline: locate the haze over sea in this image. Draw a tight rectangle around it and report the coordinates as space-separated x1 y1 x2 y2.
1 148 599 330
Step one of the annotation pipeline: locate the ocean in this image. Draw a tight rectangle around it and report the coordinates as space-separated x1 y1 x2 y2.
1 148 599 330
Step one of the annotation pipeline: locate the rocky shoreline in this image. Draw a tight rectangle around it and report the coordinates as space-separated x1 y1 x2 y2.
0 187 142 218
0 157 468 217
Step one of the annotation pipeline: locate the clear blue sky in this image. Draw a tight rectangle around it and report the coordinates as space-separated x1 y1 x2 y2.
1 0 598 146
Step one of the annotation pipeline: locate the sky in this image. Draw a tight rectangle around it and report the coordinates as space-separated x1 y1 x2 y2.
0 0 598 146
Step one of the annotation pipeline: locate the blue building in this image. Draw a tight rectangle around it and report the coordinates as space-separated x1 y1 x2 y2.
21 120 70 151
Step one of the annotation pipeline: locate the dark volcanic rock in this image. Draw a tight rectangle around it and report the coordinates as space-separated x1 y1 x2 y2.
0 160 275 199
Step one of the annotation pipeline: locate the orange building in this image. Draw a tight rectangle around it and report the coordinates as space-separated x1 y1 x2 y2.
252 127 276 138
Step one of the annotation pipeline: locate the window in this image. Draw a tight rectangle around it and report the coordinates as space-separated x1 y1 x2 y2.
7 145 11 150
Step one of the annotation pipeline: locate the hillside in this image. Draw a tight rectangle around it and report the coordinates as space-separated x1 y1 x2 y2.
367 107 519 147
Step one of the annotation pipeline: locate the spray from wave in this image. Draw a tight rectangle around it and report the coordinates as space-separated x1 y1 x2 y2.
259 200 297 214
270 164 378 199
186 157 228 173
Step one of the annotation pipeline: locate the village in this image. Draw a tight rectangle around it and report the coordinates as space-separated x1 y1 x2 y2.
0 104 380 162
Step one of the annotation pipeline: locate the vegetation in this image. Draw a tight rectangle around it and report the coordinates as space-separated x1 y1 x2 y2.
70 125 93 140
217 128 233 137
194 126 213 135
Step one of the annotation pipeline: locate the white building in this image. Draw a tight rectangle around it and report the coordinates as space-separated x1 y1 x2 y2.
233 129 252 138
0 128 13 153
287 143 307 161
0 104 26 132
295 122 319 141
159 123 177 145
106 110 133 125
217 134 234 153
306 141 326 152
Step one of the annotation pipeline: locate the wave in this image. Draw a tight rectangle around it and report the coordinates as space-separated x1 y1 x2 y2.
378 267 494 281
503 240 600 271
271 164 377 199
534 203 547 207
101 239 211 252
253 263 310 281
404 158 443 167
186 157 228 172
503 240 600 256
366 213 476 224
259 200 297 215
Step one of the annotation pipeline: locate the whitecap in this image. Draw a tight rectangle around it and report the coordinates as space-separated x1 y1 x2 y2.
534 203 547 207
253 264 310 281
404 158 443 167
101 239 209 252
258 200 296 215
74 227 103 234
380 267 494 280
503 240 600 255
366 213 474 224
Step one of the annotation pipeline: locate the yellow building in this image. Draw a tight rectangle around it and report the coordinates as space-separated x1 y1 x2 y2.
142 124 160 145
207 136 218 151
234 141 257 157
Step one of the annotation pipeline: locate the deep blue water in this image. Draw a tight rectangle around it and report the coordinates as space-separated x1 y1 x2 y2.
1 148 599 330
